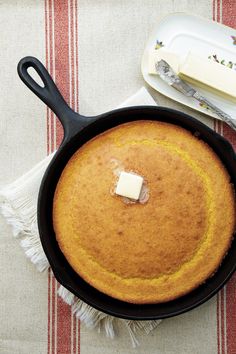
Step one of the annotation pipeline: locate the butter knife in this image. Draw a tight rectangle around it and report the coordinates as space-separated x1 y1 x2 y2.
155 59 236 131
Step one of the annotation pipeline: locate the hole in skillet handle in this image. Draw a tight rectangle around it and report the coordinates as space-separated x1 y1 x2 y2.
27 67 45 88
17 56 93 142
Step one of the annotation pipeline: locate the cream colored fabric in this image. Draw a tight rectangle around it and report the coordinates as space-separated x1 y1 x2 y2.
0 0 218 353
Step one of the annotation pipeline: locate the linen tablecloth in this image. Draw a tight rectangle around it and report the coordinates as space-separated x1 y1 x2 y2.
0 1 236 353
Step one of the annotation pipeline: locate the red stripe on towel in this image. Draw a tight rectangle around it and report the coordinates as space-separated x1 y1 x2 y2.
75 0 79 113
226 273 236 354
222 1 236 354
47 269 51 354
51 270 56 354
216 2 236 354
49 0 55 151
46 0 80 353
221 289 226 354
213 0 215 21
45 1 56 353
53 1 72 353
222 0 236 30
54 0 70 147
217 0 221 22
217 293 220 354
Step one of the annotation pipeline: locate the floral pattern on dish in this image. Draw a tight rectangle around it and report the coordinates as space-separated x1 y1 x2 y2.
155 40 164 50
208 54 236 69
231 36 236 45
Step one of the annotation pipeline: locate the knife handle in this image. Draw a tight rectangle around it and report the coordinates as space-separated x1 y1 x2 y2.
193 92 236 131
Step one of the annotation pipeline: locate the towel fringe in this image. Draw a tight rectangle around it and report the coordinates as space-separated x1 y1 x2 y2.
0 188 49 272
20 234 49 272
58 285 75 305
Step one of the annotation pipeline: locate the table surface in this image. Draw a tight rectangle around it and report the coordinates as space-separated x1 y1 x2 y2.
1 1 236 353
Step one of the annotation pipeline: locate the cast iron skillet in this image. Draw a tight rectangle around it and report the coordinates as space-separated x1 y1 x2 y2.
18 56 236 320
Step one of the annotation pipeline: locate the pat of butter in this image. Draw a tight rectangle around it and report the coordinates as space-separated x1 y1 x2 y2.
179 52 236 101
115 172 143 200
148 48 181 74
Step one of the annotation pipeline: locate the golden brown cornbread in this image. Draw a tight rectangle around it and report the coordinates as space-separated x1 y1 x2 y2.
53 121 235 304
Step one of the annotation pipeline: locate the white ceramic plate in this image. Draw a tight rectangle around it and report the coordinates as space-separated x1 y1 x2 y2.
141 13 236 120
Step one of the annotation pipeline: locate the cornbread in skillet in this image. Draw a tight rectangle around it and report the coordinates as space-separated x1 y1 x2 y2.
53 121 235 304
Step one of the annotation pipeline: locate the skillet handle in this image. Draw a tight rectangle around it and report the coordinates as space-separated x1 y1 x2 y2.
17 56 88 138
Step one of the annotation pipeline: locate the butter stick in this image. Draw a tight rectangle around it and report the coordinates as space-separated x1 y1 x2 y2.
179 52 236 102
